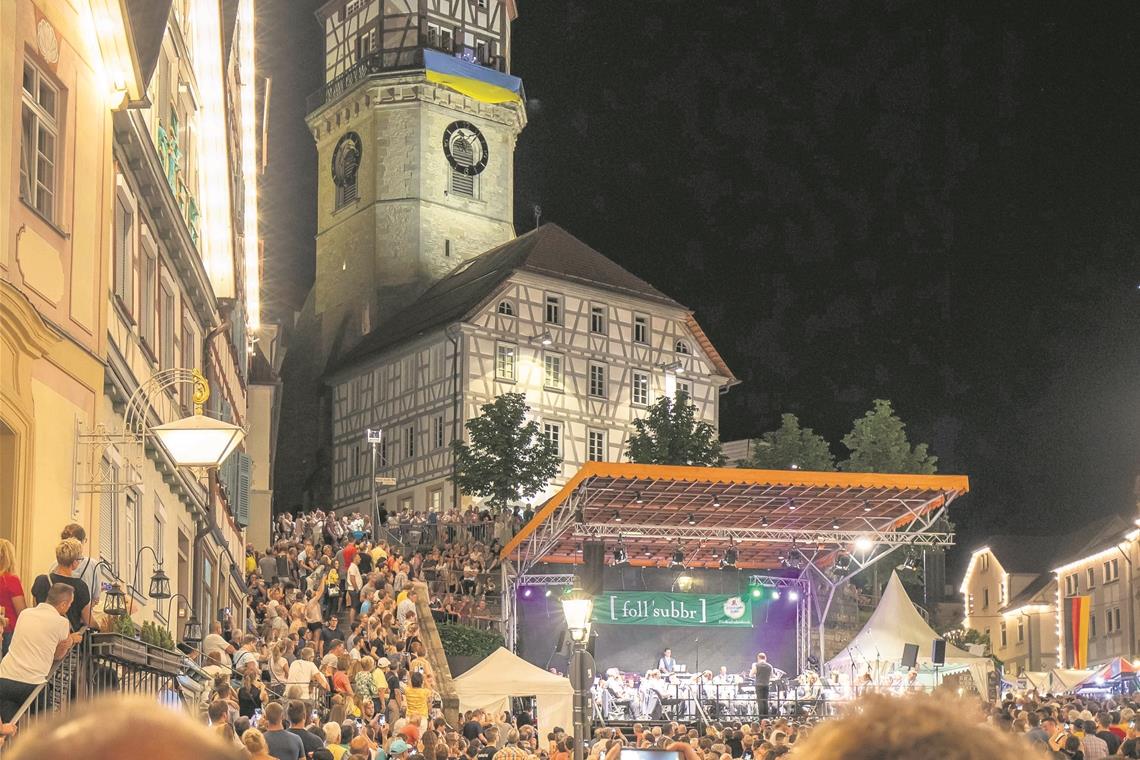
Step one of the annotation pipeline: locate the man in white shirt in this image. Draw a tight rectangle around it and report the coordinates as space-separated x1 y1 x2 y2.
285 647 328 701
201 622 235 664
397 589 417 624
0 583 83 721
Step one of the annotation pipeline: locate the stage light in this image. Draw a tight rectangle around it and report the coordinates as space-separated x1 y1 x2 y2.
772 591 781 600
687 513 696 525
676 573 694 592
712 494 721 507
863 500 872 512
612 510 622 522
634 491 644 504
670 549 685 568
644 547 652 557
854 536 874 553
522 587 533 598
613 546 629 566
786 499 796 511
545 588 552 597
788 590 799 602
750 587 762 599
720 547 738 570
760 515 769 527
897 554 918 572
833 553 851 576
831 519 840 530
710 548 719 558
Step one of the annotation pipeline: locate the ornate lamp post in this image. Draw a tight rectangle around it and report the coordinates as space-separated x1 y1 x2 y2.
150 369 244 468
560 587 595 760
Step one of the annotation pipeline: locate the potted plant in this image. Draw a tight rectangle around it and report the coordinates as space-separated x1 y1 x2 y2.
140 621 181 674
91 614 147 665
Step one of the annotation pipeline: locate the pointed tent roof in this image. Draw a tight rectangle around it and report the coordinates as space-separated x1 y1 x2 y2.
331 224 735 381
453 647 571 693
826 571 991 688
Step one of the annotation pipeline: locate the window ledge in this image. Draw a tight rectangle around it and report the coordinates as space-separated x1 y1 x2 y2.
544 385 564 393
112 294 137 327
495 376 516 384
19 197 70 239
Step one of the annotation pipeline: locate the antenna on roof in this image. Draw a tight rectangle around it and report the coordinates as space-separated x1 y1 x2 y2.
533 204 542 229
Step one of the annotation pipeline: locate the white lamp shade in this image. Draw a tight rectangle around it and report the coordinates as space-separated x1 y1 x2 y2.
561 588 594 634
152 413 245 468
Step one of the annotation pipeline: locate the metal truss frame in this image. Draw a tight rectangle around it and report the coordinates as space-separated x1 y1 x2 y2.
577 523 953 547
748 574 813 674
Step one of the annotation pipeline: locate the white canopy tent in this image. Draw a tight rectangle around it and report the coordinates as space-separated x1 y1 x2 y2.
453 648 573 736
1049 668 1096 693
825 571 992 691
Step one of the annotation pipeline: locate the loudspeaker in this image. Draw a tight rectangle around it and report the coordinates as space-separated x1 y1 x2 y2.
555 628 571 657
580 540 606 596
901 643 919 669
931 638 946 666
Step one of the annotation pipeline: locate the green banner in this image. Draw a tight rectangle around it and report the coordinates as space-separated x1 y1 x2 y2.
592 592 752 627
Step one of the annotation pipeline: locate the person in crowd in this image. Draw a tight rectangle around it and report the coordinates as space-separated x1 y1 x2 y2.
48 524 102 608
0 583 84 721
286 646 329 702
30 539 90 632
262 701 306 760
0 539 27 656
244 727 279 760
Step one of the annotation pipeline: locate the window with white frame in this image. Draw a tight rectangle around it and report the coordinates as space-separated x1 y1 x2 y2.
543 421 562 458
982 588 989 609
1087 567 1096 588
126 489 142 586
497 300 514 316
98 458 118 567
113 194 134 308
543 352 563 390
590 304 607 334
589 363 606 398
999 621 1007 648
980 554 990 571
1090 613 1096 638
632 371 649 406
140 234 158 349
677 380 691 399
405 424 415 459
429 488 443 513
1017 617 1024 643
1115 607 1121 631
496 343 516 381
675 339 690 354
587 429 606 462
633 314 649 344
1105 558 1120 582
433 415 445 450
180 312 198 409
20 59 60 222
1107 609 1116 633
153 501 165 563
545 294 562 325
1065 573 1078 596
159 280 175 370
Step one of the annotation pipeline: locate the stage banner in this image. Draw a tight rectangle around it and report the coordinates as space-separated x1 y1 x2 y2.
1063 595 1090 668
591 592 752 627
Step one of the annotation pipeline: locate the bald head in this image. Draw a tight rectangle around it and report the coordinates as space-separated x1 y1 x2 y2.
6 696 242 760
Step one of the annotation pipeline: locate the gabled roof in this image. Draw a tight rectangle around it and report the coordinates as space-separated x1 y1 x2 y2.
331 224 734 380
972 536 1068 575
1001 572 1055 612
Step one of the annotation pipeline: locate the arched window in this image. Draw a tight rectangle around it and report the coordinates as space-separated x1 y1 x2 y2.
497 300 515 316
675 339 690 354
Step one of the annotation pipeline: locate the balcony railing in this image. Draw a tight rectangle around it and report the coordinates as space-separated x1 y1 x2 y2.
306 42 510 113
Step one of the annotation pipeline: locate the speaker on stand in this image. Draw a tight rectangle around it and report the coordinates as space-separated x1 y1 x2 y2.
931 638 946 689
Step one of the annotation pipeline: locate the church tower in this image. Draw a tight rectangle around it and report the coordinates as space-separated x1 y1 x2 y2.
306 0 525 349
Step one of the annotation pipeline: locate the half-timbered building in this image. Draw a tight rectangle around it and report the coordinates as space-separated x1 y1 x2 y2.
275 0 737 513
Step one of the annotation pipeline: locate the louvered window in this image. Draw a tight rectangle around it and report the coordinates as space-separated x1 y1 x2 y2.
449 137 476 197
98 459 118 567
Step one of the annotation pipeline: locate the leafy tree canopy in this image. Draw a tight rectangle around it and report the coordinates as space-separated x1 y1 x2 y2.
451 392 560 511
744 413 835 471
626 392 726 466
839 399 937 474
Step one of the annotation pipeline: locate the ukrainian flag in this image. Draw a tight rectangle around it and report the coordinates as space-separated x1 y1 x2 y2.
424 49 523 105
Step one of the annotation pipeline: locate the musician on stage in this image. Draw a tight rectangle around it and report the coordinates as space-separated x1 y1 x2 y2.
751 652 773 718
658 648 677 674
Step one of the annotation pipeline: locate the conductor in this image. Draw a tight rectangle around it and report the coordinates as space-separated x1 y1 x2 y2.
658 648 677 674
751 652 773 717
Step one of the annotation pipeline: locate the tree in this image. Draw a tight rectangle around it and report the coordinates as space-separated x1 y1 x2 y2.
839 399 938 474
626 392 726 466
744 413 835 471
451 393 560 512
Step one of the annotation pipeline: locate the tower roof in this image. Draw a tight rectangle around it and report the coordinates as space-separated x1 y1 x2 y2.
331 224 724 377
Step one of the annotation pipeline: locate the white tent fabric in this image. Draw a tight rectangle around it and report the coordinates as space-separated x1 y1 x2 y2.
824 571 993 692
1049 668 1095 693
453 648 573 736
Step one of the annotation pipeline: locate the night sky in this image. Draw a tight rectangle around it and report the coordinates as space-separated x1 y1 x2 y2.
260 1 1140 563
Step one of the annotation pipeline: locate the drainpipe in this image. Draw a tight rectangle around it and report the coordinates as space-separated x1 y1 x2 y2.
193 308 232 620
445 325 462 510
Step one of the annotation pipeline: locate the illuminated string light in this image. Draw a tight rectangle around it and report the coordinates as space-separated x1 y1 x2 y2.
193 0 236 297
239 0 261 330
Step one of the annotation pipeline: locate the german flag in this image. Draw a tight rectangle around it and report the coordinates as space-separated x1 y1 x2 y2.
1063 596 1091 668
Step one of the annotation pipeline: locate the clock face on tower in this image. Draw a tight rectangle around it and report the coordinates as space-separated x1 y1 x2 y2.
442 121 489 176
331 132 362 187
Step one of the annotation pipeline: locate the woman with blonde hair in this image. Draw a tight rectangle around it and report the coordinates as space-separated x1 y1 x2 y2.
0 539 27 655
241 727 276 760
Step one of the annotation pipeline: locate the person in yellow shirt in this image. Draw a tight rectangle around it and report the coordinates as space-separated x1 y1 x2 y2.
404 670 432 728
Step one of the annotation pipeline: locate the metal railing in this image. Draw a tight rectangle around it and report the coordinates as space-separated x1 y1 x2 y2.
384 522 498 548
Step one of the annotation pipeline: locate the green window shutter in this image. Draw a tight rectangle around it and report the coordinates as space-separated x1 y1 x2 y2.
235 452 251 527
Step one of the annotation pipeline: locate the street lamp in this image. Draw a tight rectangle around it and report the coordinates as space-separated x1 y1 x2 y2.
561 588 594 760
133 546 171 599
150 369 245 468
